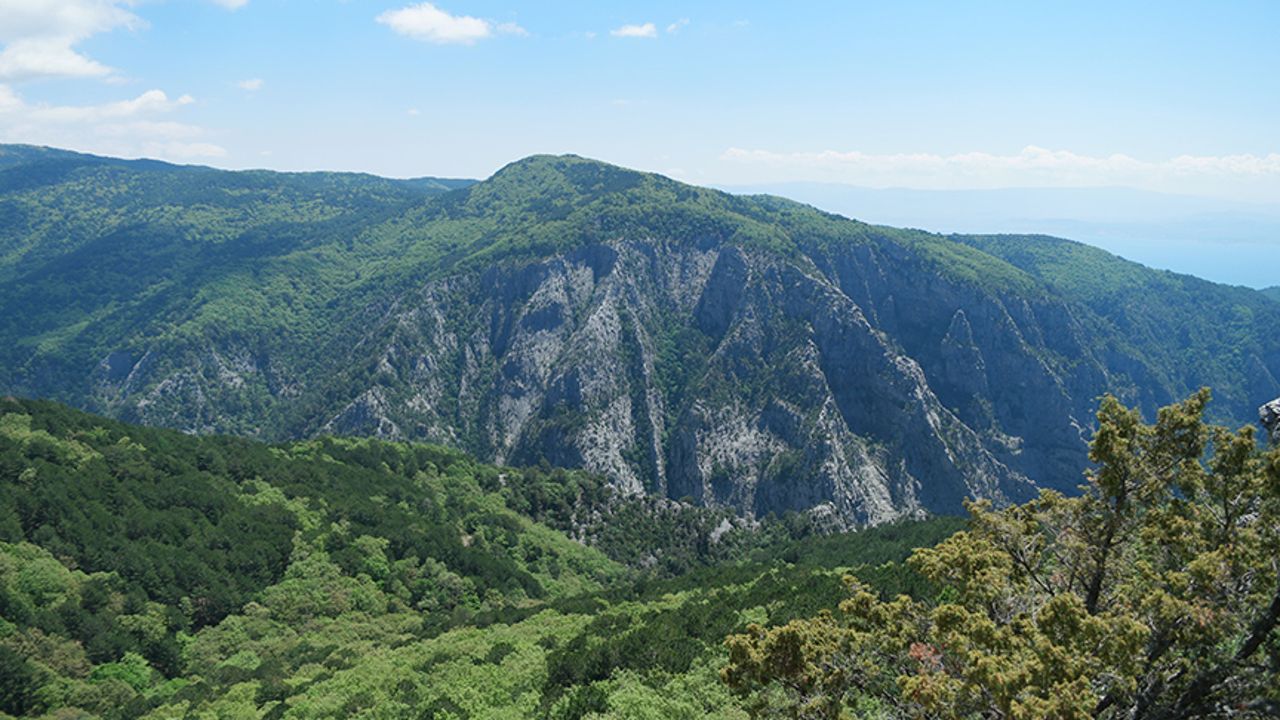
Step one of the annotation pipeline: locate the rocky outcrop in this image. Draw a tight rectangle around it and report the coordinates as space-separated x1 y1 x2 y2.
281 237 1053 527
1261 398 1280 445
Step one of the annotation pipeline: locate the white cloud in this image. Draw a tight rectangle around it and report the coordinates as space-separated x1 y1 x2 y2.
666 18 689 33
407 108 420 116
0 0 141 42
0 83 224 161
0 0 142 81
377 3 522 45
611 22 657 38
210 0 249 9
0 3 226 162
0 84 22 113
720 145 1280 201
238 78 264 91
495 21 528 37
0 38 113 80
21 89 193 123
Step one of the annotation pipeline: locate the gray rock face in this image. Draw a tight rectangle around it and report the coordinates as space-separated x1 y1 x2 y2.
313 238 1046 527
86 233 1279 528
1261 398 1280 445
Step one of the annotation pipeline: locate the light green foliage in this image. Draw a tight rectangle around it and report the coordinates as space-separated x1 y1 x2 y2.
0 543 81 612
89 652 154 692
723 390 1280 718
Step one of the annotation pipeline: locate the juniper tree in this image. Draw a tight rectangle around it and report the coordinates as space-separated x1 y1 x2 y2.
723 389 1280 719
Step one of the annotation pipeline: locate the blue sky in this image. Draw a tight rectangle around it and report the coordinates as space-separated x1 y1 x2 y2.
1 1 1278 202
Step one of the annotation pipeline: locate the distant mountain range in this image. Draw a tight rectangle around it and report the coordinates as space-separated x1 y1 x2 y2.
1 145 1276 526
720 182 1280 289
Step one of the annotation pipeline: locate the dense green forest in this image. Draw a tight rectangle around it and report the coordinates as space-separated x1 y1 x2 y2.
0 398 959 719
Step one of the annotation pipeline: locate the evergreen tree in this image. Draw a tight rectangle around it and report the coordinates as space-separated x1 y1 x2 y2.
723 389 1280 718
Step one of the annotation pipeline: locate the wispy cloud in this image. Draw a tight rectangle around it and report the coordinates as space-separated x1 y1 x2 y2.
666 18 690 34
0 84 224 160
377 3 525 45
210 0 249 9
0 3 226 161
611 22 657 39
495 22 528 37
721 146 1280 200
0 0 143 81
238 78 264 91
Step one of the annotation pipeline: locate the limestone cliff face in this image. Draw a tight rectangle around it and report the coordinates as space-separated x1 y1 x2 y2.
1262 398 1280 446
89 224 1277 527
283 235 1106 527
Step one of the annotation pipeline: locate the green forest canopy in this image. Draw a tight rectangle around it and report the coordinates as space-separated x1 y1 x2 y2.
0 398 957 719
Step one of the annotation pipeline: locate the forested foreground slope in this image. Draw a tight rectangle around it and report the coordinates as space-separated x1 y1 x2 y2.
1 146 1278 526
0 398 959 719
3 391 1279 718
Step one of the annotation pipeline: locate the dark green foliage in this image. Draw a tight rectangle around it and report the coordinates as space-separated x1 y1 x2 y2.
0 645 37 716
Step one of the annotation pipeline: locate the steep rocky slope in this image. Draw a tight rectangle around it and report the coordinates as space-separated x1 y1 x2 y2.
2 148 1277 526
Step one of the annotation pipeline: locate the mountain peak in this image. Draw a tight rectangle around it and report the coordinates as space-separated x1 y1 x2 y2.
492 153 631 175
482 153 652 196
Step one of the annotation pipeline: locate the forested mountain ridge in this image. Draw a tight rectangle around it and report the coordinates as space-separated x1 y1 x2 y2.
1 146 1277 526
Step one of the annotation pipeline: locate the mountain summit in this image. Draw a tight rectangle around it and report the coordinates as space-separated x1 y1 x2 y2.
1 147 1276 526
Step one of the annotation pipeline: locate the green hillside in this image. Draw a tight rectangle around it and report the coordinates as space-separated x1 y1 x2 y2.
955 233 1280 418
0 399 958 719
